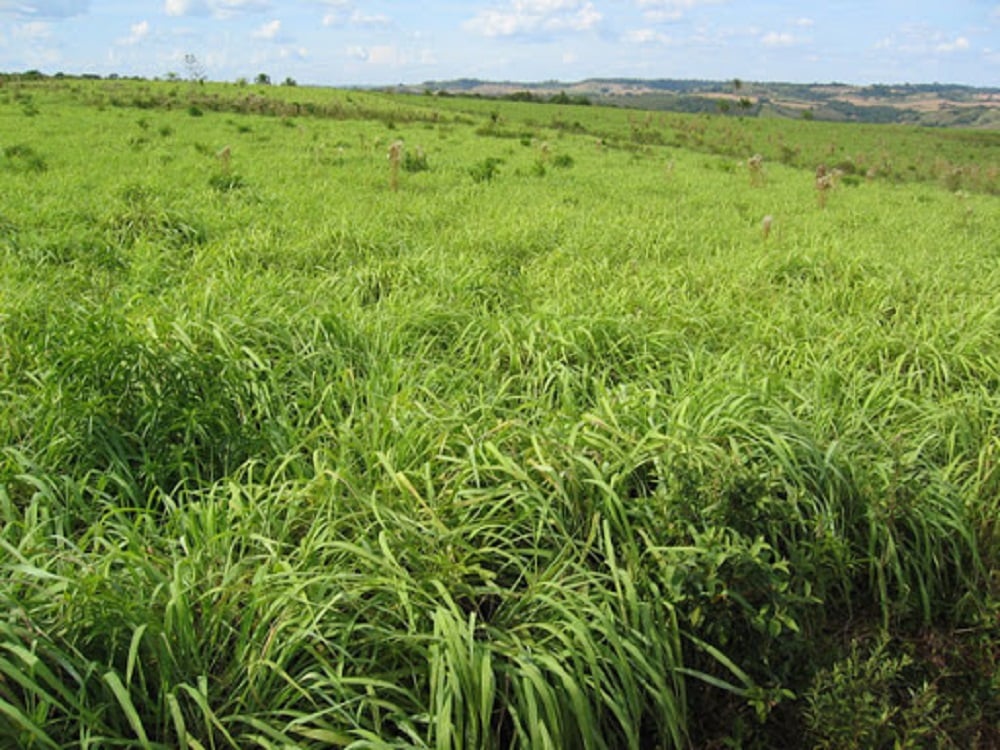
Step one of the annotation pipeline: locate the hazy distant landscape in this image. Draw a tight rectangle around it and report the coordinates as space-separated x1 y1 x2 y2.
417 77 1000 128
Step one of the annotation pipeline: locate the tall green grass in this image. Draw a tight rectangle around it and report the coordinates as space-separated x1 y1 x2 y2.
1 78 998 747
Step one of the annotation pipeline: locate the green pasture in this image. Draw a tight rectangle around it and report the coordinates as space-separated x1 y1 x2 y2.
1 77 998 748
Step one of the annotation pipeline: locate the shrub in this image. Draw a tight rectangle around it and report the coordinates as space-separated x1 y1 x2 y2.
804 636 953 750
402 147 429 173
469 157 502 183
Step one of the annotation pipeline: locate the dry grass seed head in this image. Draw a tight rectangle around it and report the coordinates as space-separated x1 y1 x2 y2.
388 140 404 191
217 145 232 173
815 173 834 208
748 153 765 186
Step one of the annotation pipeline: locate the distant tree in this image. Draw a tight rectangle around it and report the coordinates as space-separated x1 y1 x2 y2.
738 96 753 113
235 76 248 87
165 71 180 82
184 54 206 83
717 99 731 114
549 91 591 106
733 78 743 92
282 76 297 87
255 73 271 86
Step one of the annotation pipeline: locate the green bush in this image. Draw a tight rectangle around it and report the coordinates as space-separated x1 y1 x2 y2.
804 636 953 749
469 156 502 183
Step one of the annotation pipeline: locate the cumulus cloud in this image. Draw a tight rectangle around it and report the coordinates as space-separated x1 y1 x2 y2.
164 0 268 19
347 43 435 67
164 0 207 16
321 2 392 28
936 36 970 53
624 27 672 44
0 0 88 17
323 0 392 28
12 19 51 38
760 31 797 47
464 0 602 38
119 19 150 45
874 24 974 56
636 0 726 22
252 18 281 39
350 9 391 27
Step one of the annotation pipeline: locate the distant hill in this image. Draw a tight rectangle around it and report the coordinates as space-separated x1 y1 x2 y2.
414 78 1000 128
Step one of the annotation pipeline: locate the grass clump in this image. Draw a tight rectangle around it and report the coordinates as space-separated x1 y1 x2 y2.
469 156 503 182
2 143 47 173
208 172 247 192
103 185 206 248
403 145 430 172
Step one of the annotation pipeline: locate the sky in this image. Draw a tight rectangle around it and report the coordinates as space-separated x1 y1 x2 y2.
0 1 998 88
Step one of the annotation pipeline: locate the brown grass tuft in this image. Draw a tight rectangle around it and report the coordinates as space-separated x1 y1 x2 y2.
387 140 404 191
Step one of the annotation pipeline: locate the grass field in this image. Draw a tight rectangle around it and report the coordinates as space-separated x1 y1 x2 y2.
1 76 999 748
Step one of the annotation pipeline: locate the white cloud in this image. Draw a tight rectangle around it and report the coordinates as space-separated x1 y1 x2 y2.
874 24 974 56
464 0 602 38
350 9 391 27
252 18 281 39
119 19 150 45
637 0 722 8
636 0 726 22
624 28 671 44
347 43 435 67
936 36 970 53
761 31 797 47
322 3 392 28
0 0 87 17
164 0 206 16
163 0 268 19
13 19 51 38
792 17 814 28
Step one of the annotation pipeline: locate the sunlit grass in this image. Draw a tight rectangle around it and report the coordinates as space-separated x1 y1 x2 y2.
1 77 998 748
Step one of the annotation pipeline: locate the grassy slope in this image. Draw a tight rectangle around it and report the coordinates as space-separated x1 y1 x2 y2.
1 78 998 748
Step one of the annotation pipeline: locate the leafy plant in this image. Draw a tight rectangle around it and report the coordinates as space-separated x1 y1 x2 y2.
469 156 502 182
403 146 429 173
804 636 953 749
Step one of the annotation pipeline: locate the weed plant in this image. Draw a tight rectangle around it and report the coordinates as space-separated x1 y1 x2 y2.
0 78 998 748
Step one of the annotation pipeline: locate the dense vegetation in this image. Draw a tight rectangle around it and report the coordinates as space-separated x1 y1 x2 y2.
1 76 998 748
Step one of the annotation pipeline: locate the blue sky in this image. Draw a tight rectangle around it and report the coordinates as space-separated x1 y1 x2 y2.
1 1 998 87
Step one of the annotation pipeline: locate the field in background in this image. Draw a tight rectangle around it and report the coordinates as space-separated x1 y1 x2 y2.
1 77 999 748
418 77 1000 128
